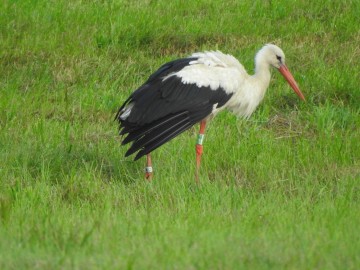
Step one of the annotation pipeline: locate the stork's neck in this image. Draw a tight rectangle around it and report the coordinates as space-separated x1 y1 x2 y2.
252 58 271 93
226 57 272 119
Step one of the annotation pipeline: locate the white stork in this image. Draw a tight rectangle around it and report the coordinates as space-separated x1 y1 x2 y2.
116 44 305 180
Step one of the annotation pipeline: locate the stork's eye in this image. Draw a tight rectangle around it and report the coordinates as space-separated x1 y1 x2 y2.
276 55 282 62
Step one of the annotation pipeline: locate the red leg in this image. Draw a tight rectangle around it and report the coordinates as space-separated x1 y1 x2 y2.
145 153 153 181
195 120 207 182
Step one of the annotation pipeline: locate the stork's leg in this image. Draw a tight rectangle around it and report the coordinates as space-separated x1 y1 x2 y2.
145 153 153 180
195 120 207 182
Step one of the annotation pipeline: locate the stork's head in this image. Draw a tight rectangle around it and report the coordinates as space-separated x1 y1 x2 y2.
257 44 305 101
263 44 286 69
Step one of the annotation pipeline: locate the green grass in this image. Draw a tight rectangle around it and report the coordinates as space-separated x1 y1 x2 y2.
1 0 360 269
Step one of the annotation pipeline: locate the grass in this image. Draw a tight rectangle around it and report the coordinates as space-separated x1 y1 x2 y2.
1 0 360 269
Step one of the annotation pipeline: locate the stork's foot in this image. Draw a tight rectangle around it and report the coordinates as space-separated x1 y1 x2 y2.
145 169 153 181
145 154 153 181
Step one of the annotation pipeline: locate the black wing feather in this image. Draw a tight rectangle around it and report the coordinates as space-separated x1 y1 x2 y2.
116 57 233 160
125 113 189 157
121 111 188 145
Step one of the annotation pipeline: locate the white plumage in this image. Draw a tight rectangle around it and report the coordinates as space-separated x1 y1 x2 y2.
163 51 246 93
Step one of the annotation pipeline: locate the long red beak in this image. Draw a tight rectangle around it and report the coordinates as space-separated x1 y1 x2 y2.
278 65 305 101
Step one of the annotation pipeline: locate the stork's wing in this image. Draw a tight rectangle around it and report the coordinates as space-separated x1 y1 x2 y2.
116 56 237 160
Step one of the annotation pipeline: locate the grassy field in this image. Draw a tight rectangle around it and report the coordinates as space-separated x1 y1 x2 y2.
1 0 360 269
